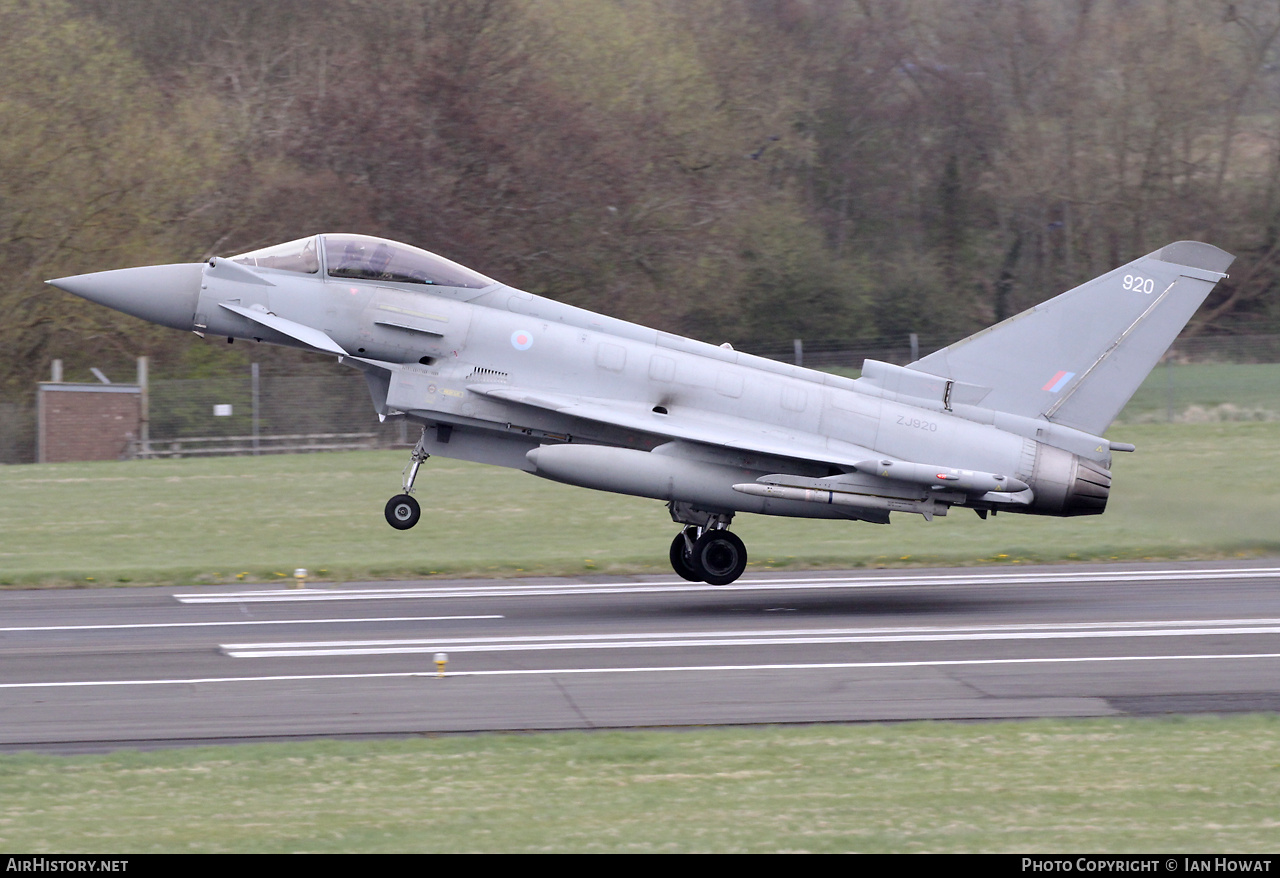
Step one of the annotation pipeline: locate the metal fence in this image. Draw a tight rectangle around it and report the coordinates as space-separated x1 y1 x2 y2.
133 371 409 458
0 403 35 465
3 333 1280 464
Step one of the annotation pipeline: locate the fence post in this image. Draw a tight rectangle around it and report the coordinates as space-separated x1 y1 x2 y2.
251 362 260 456
137 356 149 457
909 333 919 363
793 339 803 367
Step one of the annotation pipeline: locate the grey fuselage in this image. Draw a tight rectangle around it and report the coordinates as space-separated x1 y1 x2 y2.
190 244 1108 526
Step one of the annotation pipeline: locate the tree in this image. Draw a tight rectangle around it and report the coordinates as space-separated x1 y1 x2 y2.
0 0 233 395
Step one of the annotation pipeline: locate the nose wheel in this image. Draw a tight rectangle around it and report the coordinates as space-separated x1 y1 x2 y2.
669 527 747 585
385 494 421 529
385 427 430 530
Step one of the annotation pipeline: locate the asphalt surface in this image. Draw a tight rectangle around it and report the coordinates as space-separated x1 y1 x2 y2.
2 560 1280 752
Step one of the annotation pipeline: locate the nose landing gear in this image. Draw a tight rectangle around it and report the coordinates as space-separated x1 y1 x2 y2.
385 428 430 530
385 494 420 529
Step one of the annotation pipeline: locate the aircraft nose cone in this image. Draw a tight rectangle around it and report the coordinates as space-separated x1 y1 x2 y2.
47 262 205 332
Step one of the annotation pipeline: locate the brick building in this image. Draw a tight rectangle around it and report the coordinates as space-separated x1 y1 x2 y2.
36 382 142 463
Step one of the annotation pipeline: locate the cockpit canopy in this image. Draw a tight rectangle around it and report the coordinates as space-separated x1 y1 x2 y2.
229 234 496 289
323 234 495 288
230 236 319 274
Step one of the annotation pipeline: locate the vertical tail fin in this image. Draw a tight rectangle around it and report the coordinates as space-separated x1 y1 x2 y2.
908 241 1234 435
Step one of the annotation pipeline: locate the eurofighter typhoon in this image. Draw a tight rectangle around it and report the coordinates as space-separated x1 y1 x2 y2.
49 235 1233 584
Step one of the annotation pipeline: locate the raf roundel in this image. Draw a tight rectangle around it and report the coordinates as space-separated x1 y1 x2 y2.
511 329 534 351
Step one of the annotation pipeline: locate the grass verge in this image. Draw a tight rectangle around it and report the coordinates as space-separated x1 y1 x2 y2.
2 716 1278 852
2 422 1279 587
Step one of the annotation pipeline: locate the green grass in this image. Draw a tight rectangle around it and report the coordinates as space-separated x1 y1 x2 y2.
4 380 1276 855
1118 362 1280 422
2 716 1279 852
2 421 1278 586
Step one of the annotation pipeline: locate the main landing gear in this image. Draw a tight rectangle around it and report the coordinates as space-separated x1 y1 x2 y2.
667 503 747 585
385 429 430 530
669 527 748 585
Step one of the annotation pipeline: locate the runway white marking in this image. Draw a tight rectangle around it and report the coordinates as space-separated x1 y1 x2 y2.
0 615 501 633
219 618 1280 657
3 652 1280 689
172 567 1280 603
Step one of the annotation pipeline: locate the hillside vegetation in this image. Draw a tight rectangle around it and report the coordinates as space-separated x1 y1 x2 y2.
5 0 1280 397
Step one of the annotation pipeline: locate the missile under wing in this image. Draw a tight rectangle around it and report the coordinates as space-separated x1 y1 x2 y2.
48 235 1234 584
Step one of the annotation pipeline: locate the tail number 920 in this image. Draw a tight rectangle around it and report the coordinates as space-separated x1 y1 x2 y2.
1123 274 1155 294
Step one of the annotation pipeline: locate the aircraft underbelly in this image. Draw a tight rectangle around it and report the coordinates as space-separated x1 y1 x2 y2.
409 421 540 471
525 444 864 520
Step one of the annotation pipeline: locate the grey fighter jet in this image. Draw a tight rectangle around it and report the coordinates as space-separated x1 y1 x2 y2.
49 235 1233 584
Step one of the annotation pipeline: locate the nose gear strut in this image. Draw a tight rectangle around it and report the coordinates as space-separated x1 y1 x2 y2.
384 426 431 530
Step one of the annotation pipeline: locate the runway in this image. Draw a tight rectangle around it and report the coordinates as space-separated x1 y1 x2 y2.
2 560 1279 751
